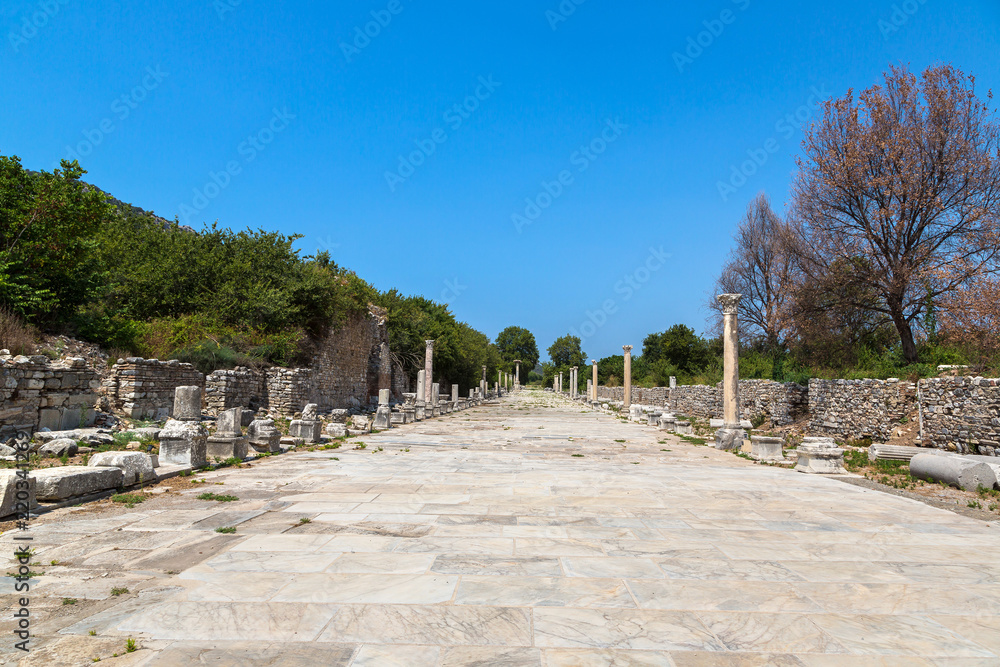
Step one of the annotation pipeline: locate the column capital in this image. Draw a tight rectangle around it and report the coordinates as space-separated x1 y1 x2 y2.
623 345 633 354
425 339 435 348
717 293 742 315
591 359 597 366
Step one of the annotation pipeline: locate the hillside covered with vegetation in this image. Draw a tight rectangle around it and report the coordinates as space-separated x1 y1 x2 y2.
0 155 504 389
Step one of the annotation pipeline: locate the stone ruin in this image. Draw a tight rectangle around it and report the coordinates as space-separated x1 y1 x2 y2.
158 386 208 468
289 403 322 443
207 407 250 460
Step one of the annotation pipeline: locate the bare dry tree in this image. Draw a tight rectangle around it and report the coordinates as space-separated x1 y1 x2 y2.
709 193 795 349
789 64 1000 363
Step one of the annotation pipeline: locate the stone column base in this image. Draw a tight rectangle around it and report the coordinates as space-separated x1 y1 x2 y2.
795 437 846 474
745 436 784 462
714 427 746 451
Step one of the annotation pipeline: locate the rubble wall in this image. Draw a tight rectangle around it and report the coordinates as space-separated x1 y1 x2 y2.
918 377 1000 455
1 355 100 437
102 358 204 420
808 378 915 441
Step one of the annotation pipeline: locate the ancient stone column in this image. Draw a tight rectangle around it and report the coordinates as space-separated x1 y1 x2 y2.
374 388 393 429
415 370 426 420
592 360 598 401
514 360 521 387
623 346 633 409
424 340 435 405
715 293 745 450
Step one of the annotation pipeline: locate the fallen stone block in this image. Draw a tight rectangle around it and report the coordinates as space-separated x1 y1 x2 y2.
206 436 249 461
288 420 322 443
910 453 997 491
247 419 281 453
32 466 123 501
795 437 846 474
39 438 78 458
159 420 209 468
88 451 155 486
325 423 347 438
0 469 36 519
35 429 84 443
869 443 921 462
746 435 784 462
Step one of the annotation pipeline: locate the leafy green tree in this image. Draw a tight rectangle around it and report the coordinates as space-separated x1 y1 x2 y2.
642 325 712 374
548 334 586 369
495 326 539 374
378 291 502 392
0 157 112 326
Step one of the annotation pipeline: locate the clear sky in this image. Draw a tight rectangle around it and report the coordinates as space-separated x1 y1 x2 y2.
2 0 998 361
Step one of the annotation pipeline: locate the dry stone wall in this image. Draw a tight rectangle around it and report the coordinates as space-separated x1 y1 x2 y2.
205 367 266 415
594 380 805 425
670 385 722 419
918 377 1000 455
266 367 317 415
741 380 809 426
1 355 100 437
102 358 205 420
594 386 669 405
808 378 915 441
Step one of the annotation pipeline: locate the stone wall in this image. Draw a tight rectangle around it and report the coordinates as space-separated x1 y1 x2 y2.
670 385 722 419
0 355 100 437
205 367 266 415
594 386 669 405
312 311 380 409
808 378 915 441
593 380 806 425
102 358 205 420
266 367 317 415
918 377 1000 455
741 380 809 426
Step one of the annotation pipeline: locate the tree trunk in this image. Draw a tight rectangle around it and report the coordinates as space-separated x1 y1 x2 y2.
888 299 919 364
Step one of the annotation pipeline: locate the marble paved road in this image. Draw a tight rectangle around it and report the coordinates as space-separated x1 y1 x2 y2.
6 390 1000 666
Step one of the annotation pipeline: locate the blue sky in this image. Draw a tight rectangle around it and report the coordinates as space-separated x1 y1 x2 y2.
3 0 998 362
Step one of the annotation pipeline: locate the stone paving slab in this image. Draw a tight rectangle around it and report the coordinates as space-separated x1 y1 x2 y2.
4 390 1000 665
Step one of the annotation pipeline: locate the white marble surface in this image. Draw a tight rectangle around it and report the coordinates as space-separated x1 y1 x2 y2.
6 390 1000 665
